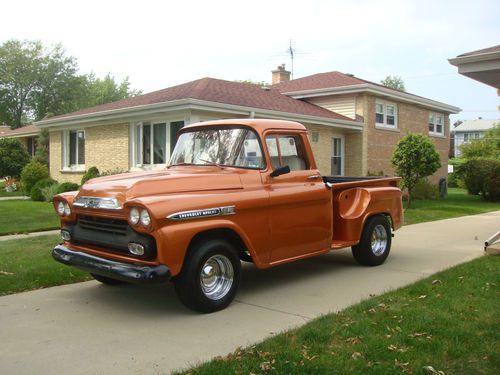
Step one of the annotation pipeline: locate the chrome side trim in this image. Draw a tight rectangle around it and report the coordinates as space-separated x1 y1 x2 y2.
73 196 122 210
167 206 236 221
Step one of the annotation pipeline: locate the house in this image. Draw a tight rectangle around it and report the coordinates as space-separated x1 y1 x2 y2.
0 124 40 157
449 45 500 90
451 119 499 157
34 67 460 184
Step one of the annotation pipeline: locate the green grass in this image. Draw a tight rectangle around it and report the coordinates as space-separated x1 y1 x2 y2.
0 235 92 295
176 256 499 375
0 200 60 235
404 188 500 225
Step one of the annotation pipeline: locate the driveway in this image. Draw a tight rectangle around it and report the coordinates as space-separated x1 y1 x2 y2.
1 211 499 375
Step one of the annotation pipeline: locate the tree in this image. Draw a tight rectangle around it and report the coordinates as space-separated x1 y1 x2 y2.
459 124 500 160
391 133 441 208
235 79 270 87
0 138 31 178
380 75 406 91
34 128 50 165
0 39 141 127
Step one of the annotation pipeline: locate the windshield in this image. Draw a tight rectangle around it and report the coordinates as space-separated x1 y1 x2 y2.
169 127 265 169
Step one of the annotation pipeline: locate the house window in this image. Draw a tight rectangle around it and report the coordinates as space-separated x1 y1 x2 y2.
331 137 343 176
62 130 85 170
428 112 445 136
132 120 184 168
375 100 398 128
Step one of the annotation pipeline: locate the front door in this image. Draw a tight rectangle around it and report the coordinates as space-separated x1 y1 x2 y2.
263 132 332 263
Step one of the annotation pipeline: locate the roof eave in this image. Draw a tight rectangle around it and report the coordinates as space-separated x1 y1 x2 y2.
35 98 364 130
285 84 461 114
449 51 500 66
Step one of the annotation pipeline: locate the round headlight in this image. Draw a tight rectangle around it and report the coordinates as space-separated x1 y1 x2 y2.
57 201 65 216
140 209 151 226
64 202 71 216
129 207 140 225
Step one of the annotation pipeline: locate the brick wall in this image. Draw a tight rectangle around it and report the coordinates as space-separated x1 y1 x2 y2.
49 123 129 184
364 95 450 182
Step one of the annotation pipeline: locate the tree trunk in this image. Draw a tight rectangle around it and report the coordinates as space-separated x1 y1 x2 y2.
407 187 412 209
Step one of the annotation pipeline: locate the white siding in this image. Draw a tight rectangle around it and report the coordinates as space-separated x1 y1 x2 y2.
307 94 357 119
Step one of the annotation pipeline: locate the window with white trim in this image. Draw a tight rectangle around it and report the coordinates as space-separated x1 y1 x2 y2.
131 120 184 168
375 100 398 128
62 130 85 170
428 112 444 136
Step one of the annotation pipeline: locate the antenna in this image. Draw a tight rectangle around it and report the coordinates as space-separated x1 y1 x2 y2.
288 39 295 79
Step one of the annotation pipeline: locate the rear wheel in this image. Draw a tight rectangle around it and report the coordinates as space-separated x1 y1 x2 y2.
352 215 392 266
91 273 125 285
174 239 241 313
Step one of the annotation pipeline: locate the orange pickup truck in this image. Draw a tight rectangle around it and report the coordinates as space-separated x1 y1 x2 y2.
52 119 403 312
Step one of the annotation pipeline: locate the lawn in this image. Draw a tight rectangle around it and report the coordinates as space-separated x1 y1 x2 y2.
176 255 499 375
0 200 60 235
404 188 500 225
0 235 92 295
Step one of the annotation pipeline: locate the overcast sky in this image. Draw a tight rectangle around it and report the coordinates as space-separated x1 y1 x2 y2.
2 0 499 122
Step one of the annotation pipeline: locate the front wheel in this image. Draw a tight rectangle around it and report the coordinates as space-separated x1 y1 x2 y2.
174 239 241 313
352 215 392 266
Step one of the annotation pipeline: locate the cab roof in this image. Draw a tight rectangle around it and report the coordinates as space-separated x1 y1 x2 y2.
182 119 307 133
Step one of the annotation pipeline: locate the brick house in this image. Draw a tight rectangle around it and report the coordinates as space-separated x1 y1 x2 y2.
35 67 459 184
0 124 39 157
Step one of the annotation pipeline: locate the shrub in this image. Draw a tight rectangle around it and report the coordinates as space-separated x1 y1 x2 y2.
81 166 100 185
41 183 61 202
0 138 31 178
20 161 49 195
100 168 128 177
30 178 58 201
412 178 440 200
463 158 500 201
447 172 460 188
56 182 80 194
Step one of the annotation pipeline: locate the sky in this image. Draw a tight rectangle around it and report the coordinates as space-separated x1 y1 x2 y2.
1 0 499 123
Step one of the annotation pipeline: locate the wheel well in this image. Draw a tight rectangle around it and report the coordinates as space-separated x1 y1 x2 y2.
188 228 250 261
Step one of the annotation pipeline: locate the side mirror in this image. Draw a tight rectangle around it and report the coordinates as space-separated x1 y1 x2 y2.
270 165 290 178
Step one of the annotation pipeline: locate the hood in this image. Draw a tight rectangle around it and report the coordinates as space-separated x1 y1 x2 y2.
77 169 243 205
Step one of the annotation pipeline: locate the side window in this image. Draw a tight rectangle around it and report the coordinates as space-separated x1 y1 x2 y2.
265 134 308 171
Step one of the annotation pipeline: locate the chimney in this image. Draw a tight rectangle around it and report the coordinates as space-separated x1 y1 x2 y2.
272 64 291 84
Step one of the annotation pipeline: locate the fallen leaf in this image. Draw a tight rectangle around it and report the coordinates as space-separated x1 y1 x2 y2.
0 271 14 276
346 336 362 345
431 279 442 285
423 365 446 374
351 352 362 360
259 361 274 372
418 295 427 299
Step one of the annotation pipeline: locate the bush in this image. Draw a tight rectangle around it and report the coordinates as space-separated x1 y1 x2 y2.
100 168 128 177
0 138 31 178
463 158 500 201
30 178 57 201
56 182 80 194
20 161 49 195
412 178 440 200
447 172 460 188
41 183 61 202
81 166 100 185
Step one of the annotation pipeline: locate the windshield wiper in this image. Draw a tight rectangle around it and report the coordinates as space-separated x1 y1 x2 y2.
167 162 196 168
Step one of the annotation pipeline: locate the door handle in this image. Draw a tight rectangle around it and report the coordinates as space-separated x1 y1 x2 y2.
307 174 321 180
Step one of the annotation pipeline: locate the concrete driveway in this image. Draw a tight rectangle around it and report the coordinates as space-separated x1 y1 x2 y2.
1 211 499 375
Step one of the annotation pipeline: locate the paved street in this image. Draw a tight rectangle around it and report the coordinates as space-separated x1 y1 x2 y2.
1 211 499 375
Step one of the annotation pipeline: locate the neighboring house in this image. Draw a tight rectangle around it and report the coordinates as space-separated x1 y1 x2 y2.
451 119 499 157
35 67 460 184
0 124 40 157
449 45 500 90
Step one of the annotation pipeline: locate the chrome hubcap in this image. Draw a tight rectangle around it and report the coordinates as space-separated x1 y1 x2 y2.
200 255 234 300
371 224 388 256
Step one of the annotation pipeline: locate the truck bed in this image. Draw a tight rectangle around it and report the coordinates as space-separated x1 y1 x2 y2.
323 176 401 190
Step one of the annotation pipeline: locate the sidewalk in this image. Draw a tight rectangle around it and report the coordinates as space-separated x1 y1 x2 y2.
1 211 499 375
0 229 59 242
0 195 29 201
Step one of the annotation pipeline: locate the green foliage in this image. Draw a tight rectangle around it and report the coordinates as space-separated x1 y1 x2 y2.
412 178 440 200
459 124 500 160
380 75 406 91
0 39 141 127
462 158 500 201
41 183 61 202
81 166 100 185
0 138 31 178
99 167 128 177
391 133 441 208
33 128 49 165
30 178 57 201
235 79 270 87
56 182 79 194
20 161 49 194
